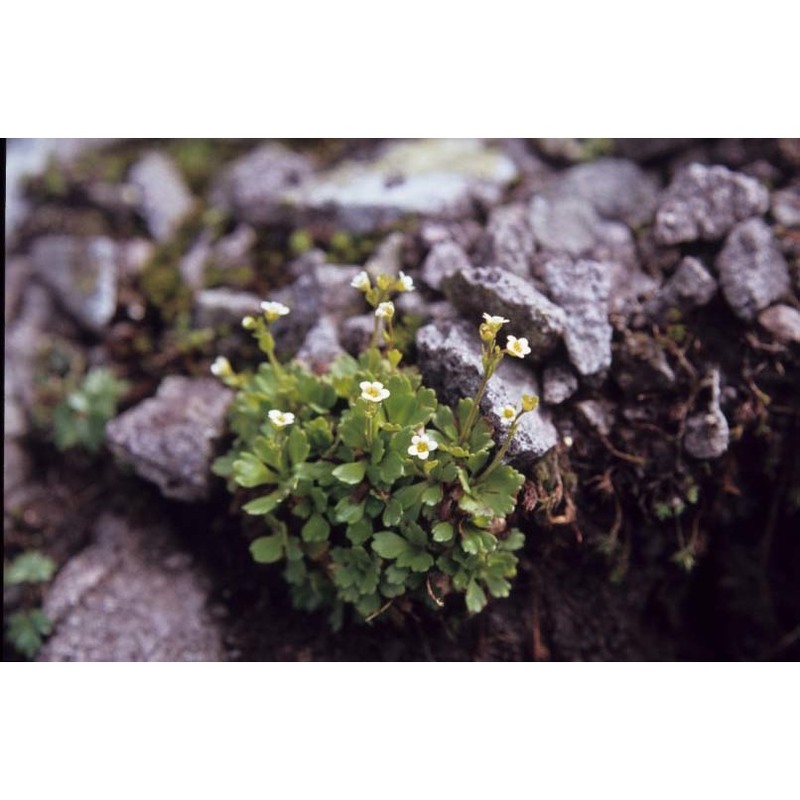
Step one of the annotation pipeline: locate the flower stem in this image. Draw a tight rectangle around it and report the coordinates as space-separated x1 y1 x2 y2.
475 421 519 483
459 370 492 445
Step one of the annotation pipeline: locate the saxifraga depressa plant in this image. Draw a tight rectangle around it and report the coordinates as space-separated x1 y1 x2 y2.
212 270 539 628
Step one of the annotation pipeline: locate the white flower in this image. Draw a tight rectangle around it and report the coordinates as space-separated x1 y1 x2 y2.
397 271 415 292
210 356 232 377
407 431 439 460
500 405 517 424
351 270 371 291
268 409 295 428
241 315 257 330
375 301 395 319
505 335 531 358
482 313 510 327
260 300 290 322
360 381 390 403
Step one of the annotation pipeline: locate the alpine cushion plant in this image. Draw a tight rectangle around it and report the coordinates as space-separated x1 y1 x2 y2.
212 271 540 628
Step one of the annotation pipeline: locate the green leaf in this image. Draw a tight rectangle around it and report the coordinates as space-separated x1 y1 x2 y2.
433 405 458 441
383 375 437 427
334 497 365 525
339 406 369 450
499 529 525 551
332 461 367 485
233 453 278 488
384 564 410 585
252 435 283 470
432 521 454 543
397 549 434 572
422 484 442 506
462 528 497 556
6 610 52 658
211 452 237 479
471 465 525 516
346 518 373 546
456 398 474 431
287 427 310 466
369 435 386 465
250 534 284 563
378 451 405 483
382 497 403 527
393 482 428 510
4 551 57 586
403 522 428 548
294 461 334 483
301 513 331 543
483 574 511 598
372 531 409 559
469 419 494 453
243 488 288 516
304 417 334 450
465 580 488 614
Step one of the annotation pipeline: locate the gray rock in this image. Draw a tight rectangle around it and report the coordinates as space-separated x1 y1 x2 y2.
421 240 472 290
716 218 791 321
529 194 600 256
684 370 729 460
758 305 800 344
5 138 118 247
442 266 566 359
295 315 346 373
308 264 362 318
771 184 800 228
416 320 557 463
194 288 262 328
576 399 614 437
179 230 214 290
340 313 375 355
39 513 226 661
287 254 363 319
478 203 536 278
614 333 676 395
4 256 29 324
118 238 156 280
283 139 518 233
30 235 118 333
4 284 55 437
209 144 314 225
419 219 483 252
557 158 660 228
270 272 326 358
106 377 233 502
4 438 32 502
129 152 195 242
542 257 612 376
395 294 457 323
213 223 257 269
644 256 717 322
365 231 406 278
542 365 579 405
654 163 770 244
528 158 658 261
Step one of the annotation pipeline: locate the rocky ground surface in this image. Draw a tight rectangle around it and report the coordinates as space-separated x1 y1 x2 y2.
4 138 799 661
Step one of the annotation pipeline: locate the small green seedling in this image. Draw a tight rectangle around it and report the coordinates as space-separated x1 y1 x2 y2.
4 550 58 659
53 367 129 453
213 271 539 627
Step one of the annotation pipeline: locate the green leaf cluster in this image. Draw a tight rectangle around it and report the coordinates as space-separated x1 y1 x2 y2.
215 350 528 627
4 550 57 659
53 368 129 453
214 307 534 627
